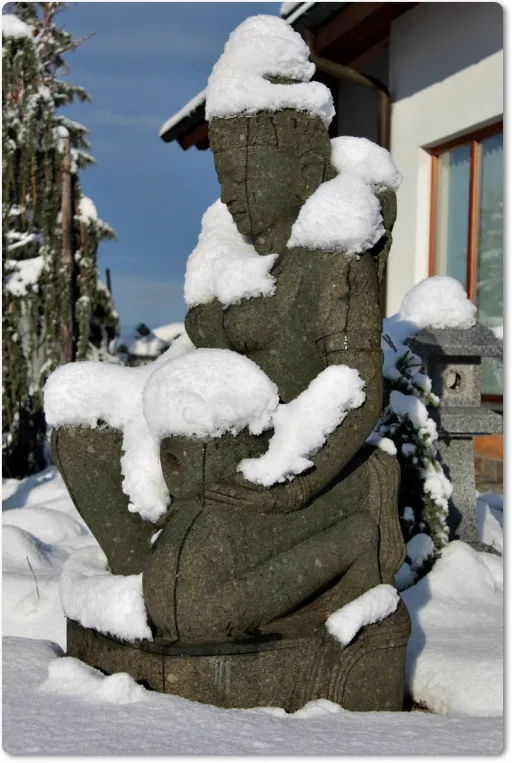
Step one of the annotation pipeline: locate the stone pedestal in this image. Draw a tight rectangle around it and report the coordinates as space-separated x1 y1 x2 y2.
67 601 410 712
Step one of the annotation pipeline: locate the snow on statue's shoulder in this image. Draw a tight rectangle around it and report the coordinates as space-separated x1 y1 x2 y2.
399 275 477 330
143 348 279 441
184 199 278 309
288 137 400 253
2 14 33 40
331 136 402 191
206 15 334 126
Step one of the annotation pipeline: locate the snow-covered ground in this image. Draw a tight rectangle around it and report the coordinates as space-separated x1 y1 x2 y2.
2 468 503 753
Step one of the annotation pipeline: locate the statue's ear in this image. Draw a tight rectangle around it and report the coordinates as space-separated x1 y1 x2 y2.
377 189 397 233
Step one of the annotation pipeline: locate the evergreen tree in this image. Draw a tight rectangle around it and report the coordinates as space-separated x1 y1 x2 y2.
2 3 119 477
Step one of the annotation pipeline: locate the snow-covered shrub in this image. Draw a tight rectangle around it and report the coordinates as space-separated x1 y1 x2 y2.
374 276 477 588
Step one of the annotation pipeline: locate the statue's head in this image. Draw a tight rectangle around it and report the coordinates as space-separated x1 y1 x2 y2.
210 108 336 250
205 15 336 252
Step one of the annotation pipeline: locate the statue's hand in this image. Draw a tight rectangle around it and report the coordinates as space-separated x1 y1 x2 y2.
204 473 310 514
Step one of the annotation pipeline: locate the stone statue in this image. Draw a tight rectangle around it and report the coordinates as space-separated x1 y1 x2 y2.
50 20 410 714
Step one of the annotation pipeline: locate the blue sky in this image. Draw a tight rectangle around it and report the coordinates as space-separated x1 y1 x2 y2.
61 1 281 334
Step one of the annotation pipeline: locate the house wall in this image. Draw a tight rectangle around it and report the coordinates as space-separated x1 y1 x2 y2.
386 1 503 315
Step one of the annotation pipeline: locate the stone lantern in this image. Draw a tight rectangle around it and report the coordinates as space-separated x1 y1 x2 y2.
410 322 503 545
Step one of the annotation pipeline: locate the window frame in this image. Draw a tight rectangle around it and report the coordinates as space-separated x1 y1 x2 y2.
428 120 503 403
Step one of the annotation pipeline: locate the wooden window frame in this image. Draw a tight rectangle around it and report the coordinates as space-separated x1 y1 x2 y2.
428 121 503 404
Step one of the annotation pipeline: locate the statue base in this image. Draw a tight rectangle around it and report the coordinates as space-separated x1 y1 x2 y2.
66 601 410 712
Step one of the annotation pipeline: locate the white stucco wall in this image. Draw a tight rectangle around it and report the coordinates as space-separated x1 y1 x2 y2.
385 2 503 315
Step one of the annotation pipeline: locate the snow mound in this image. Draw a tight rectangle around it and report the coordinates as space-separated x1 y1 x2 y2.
184 199 278 308
399 276 477 330
39 656 148 704
2 636 503 754
331 136 402 191
143 348 279 440
326 584 400 646
476 492 503 554
206 15 334 127
288 174 384 254
60 546 152 643
239 365 365 485
403 541 503 716
2 14 33 39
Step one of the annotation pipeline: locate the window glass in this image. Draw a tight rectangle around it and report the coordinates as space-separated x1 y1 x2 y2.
476 133 503 396
434 145 471 288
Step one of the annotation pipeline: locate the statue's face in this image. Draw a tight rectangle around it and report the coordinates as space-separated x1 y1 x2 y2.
210 112 332 242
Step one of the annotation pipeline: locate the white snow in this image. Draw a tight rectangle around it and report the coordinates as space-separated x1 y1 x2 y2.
2 636 503 754
44 333 195 522
476 492 503 554
3 467 93 647
4 255 44 296
287 137 400 254
399 275 477 330
59 546 151 643
39 655 148 704
159 87 207 137
184 199 278 308
389 390 437 444
152 321 185 343
206 15 334 127
1 470 504 752
2 13 33 39
77 195 98 223
405 532 435 569
365 431 397 455
239 365 365 486
280 2 302 16
326 584 400 646
402 541 503 716
143 348 279 441
288 173 384 254
330 136 402 191
116 326 168 358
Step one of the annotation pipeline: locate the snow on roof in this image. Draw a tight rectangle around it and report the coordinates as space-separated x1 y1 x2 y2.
5 256 44 296
280 2 302 16
399 275 477 330
2 14 33 40
152 322 185 342
205 15 334 126
159 88 207 138
184 199 278 309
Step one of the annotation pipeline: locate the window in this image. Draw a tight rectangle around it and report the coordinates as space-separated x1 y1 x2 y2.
429 123 503 398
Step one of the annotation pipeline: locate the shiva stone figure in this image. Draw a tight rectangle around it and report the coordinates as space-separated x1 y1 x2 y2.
52 80 410 711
